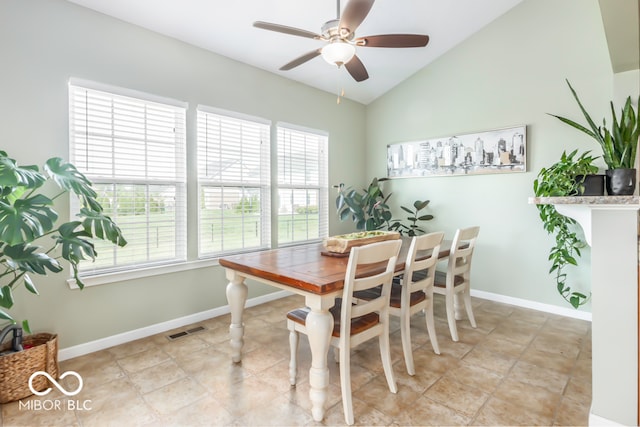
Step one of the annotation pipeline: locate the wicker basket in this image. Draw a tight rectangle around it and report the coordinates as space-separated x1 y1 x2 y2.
0 333 59 404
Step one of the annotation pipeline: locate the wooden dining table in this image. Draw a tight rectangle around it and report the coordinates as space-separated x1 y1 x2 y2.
218 237 455 422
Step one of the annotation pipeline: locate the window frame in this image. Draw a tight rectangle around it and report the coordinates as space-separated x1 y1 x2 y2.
68 78 188 279
276 122 329 247
196 105 272 259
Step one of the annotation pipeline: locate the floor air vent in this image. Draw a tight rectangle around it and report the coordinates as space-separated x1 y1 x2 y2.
167 325 206 341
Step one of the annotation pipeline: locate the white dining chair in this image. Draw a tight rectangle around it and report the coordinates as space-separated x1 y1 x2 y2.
433 226 480 342
354 232 444 375
286 238 402 426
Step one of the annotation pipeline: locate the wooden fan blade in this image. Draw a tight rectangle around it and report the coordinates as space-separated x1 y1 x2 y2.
339 0 375 35
355 34 430 48
344 55 369 82
253 21 321 39
280 49 322 71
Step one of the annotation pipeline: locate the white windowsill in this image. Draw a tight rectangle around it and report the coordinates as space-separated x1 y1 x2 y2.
66 258 220 289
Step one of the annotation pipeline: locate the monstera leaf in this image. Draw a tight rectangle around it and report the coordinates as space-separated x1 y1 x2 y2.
53 222 98 290
44 157 101 211
0 152 46 189
2 243 63 275
79 208 127 247
0 195 57 245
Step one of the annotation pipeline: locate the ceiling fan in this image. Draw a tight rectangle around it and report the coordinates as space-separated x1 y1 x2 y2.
253 0 430 82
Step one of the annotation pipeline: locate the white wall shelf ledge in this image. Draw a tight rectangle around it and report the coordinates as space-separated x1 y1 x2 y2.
529 196 639 246
529 195 639 426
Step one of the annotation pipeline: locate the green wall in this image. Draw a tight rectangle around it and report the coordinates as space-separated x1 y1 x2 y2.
0 0 366 347
365 0 615 310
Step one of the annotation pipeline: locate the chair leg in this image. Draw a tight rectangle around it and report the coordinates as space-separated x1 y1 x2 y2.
338 343 355 426
379 325 398 394
400 307 415 375
463 286 477 328
425 299 440 355
288 328 298 386
445 292 459 342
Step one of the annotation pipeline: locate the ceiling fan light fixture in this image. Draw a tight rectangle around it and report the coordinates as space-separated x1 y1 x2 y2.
321 41 355 66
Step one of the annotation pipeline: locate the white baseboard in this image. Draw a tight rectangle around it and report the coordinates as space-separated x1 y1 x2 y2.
470 289 592 322
60 288 590 361
58 290 293 361
589 411 626 425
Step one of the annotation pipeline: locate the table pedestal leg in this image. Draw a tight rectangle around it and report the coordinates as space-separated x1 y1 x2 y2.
305 307 333 422
225 271 248 363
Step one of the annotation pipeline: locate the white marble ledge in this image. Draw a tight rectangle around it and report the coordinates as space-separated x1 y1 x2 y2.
528 196 640 246
528 195 640 205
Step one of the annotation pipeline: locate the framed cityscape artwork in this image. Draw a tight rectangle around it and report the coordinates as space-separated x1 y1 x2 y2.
387 125 526 178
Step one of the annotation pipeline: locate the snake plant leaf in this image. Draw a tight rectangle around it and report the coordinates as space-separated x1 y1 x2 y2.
0 195 57 245
3 243 63 275
0 152 46 189
549 114 599 141
0 285 14 309
44 157 101 211
79 207 127 247
564 80 606 145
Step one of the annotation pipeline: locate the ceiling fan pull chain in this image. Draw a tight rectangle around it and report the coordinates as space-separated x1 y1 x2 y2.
336 68 346 104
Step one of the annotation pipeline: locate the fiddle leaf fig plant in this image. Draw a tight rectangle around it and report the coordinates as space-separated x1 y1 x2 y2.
533 149 598 308
335 177 393 231
0 151 127 331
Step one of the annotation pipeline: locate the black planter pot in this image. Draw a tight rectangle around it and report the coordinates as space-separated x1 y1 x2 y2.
574 174 605 196
605 168 637 195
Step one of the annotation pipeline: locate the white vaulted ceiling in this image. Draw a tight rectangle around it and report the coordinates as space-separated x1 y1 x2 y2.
65 0 525 104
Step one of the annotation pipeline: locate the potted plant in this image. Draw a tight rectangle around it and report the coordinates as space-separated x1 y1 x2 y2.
335 177 393 231
533 149 599 308
387 200 434 236
334 177 434 234
550 79 640 195
0 151 126 402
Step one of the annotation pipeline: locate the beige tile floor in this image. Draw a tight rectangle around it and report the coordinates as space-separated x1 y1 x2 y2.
0 294 591 426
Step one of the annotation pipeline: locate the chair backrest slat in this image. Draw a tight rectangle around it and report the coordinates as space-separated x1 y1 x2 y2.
405 232 444 293
341 239 402 335
448 226 480 277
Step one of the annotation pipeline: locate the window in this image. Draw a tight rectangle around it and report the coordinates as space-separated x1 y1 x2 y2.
277 125 328 245
197 107 271 257
69 80 187 275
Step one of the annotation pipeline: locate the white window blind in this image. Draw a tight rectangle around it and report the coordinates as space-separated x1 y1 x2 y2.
277 125 328 245
69 82 187 275
197 108 271 257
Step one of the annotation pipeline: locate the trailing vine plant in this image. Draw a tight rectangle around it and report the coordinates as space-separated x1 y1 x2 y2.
533 149 598 308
